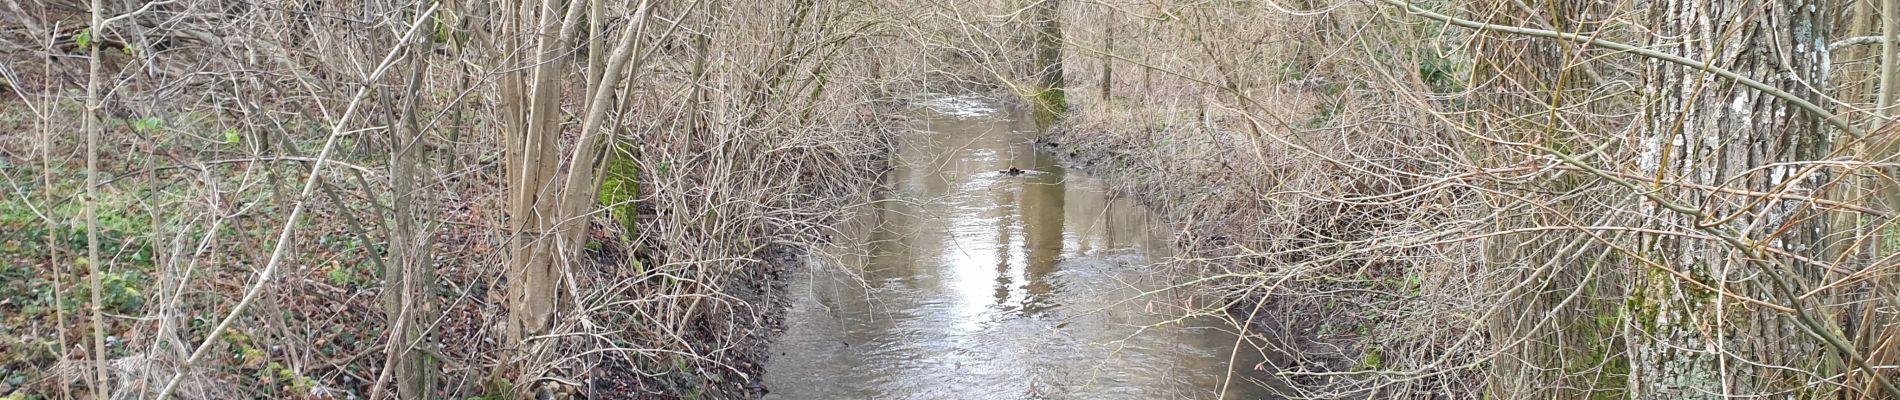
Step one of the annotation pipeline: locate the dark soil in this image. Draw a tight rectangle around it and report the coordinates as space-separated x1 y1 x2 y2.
718 246 798 398
580 244 799 400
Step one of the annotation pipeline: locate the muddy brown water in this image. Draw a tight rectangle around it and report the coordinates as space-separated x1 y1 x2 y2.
762 96 1277 399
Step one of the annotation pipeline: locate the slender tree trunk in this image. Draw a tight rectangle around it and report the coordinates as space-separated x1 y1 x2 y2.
1099 7 1111 101
584 0 604 112
1879 0 1898 115
1829 8 1885 396
688 4 712 137
384 1 437 396
84 0 111 396
41 25 74 400
1858 1 1900 398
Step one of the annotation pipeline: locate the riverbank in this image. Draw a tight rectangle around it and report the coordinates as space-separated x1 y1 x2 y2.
586 245 799 399
1037 83 1497 398
581 134 892 399
1036 115 1379 383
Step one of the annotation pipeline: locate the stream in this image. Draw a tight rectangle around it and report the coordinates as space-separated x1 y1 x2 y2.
762 96 1277 399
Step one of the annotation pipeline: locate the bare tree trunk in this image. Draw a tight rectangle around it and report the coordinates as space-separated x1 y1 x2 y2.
84 0 111 396
1879 0 1898 116
500 2 670 389
383 1 437 396
1828 8 1888 397
1842 0 1876 116
1030 0 1066 126
39 30 75 400
687 1 712 137
1857 2 1900 398
1099 7 1111 101
503 0 582 356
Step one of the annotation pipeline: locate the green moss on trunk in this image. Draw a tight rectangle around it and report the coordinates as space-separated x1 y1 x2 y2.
1032 87 1068 129
598 151 640 230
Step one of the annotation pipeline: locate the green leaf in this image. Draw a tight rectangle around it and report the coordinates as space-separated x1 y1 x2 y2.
224 129 241 144
75 29 91 50
433 14 451 43
132 117 163 133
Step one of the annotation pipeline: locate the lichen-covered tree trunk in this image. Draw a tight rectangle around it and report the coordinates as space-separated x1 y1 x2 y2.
1632 0 1831 397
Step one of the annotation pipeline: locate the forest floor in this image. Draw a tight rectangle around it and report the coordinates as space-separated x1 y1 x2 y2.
0 94 884 399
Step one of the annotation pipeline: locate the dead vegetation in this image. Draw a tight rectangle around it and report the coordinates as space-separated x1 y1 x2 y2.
1045 0 1900 399
0 0 917 398
6 0 1900 398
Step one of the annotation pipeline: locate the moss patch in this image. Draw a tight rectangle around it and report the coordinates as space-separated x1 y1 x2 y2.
1032 87 1069 129
598 150 641 230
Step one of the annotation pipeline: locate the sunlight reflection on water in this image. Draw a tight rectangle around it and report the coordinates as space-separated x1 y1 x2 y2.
764 96 1279 400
